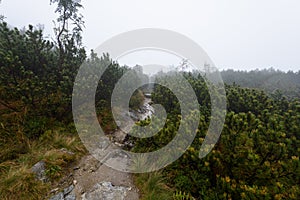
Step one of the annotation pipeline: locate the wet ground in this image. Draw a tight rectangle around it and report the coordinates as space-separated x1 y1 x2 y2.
71 97 154 200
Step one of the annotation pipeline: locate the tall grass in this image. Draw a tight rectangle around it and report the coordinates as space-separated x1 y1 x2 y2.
0 163 49 200
0 125 86 199
134 171 197 200
134 172 173 200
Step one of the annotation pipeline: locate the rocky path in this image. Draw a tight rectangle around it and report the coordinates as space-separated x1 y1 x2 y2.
72 154 139 200
49 152 139 200
49 129 139 200
49 97 154 200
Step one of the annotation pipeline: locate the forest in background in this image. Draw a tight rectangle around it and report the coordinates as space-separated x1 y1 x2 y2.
0 0 299 199
221 69 300 99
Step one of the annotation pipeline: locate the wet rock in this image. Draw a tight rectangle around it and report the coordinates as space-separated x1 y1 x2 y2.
49 185 75 200
49 192 64 200
31 161 47 182
82 182 129 200
63 185 74 196
64 194 75 200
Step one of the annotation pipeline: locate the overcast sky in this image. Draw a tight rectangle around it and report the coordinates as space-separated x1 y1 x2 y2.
1 0 299 72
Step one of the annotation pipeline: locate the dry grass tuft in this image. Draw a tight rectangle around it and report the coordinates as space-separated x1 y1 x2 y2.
134 172 173 200
0 164 49 200
0 126 87 199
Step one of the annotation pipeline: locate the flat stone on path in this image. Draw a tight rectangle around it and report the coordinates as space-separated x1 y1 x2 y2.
81 182 129 200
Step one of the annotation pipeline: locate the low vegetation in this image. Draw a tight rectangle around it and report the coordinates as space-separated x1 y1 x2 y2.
0 0 299 199
131 72 300 199
0 124 86 199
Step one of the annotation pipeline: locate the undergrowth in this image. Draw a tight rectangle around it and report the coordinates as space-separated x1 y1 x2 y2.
134 172 195 200
0 123 86 200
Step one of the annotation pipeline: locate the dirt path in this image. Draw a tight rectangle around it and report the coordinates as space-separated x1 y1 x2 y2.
49 98 153 200
71 105 148 200
49 129 140 200
72 154 139 200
